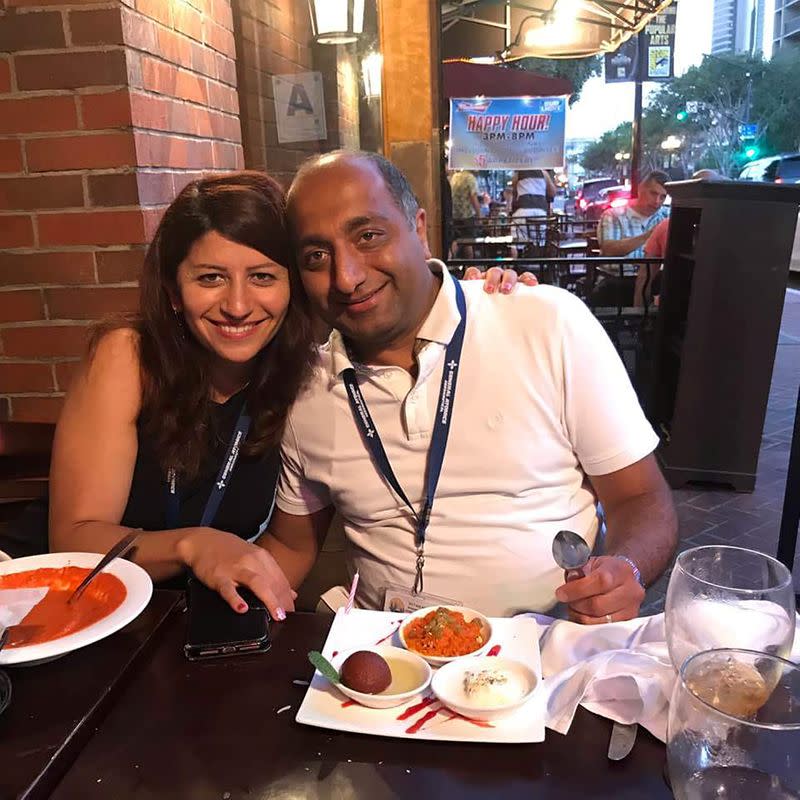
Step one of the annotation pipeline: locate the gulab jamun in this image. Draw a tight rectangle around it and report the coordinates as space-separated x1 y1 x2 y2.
340 650 392 694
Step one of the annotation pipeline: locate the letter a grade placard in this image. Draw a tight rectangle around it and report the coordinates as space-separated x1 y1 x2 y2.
272 72 327 144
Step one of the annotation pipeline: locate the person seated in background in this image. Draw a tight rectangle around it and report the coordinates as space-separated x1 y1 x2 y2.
258 150 678 623
642 169 722 305
597 170 670 307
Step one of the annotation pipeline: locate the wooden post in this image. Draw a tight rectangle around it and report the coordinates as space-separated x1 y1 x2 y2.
378 0 442 257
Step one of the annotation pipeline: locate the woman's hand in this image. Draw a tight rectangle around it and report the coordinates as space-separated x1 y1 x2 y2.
463 266 539 293
177 528 296 620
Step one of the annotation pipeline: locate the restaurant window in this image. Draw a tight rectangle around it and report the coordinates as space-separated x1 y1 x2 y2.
234 0 383 188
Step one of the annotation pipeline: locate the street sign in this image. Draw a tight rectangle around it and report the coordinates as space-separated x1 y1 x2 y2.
739 123 758 140
605 36 638 83
686 101 699 113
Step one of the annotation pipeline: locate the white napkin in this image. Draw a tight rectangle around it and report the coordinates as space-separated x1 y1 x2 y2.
538 610 800 743
0 587 48 631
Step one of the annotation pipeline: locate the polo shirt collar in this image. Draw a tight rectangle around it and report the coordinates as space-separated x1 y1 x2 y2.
329 258 459 378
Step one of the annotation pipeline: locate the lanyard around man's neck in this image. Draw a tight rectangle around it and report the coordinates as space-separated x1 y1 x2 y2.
340 278 467 594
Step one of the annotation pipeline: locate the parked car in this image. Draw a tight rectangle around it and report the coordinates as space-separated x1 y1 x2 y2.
738 153 800 184
574 177 618 218
583 184 632 221
738 154 800 273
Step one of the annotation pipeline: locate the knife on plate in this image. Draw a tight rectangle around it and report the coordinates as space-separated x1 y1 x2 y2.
608 721 638 760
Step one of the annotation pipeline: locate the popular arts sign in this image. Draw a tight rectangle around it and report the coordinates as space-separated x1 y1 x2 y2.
448 96 567 171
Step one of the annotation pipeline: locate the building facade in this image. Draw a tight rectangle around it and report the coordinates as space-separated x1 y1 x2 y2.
712 0 768 55
773 0 800 52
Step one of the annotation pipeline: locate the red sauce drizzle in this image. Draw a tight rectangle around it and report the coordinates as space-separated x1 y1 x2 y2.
341 699 357 708
396 695 437 721
332 650 339 658
487 644 502 657
443 711 494 729
405 707 442 734
374 620 401 646
0 566 126 648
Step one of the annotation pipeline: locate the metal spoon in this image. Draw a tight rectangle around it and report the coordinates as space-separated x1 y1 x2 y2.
552 529 591 581
551 530 640 761
67 529 139 604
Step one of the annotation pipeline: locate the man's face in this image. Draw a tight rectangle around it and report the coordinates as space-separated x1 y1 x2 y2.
635 179 668 216
288 157 432 351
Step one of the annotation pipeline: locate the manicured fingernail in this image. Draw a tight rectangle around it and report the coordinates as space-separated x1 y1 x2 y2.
486 285 495 293
237 602 247 612
501 283 512 293
275 607 286 621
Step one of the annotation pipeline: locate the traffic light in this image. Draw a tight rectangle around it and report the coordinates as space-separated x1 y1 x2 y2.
744 145 759 159
676 110 688 122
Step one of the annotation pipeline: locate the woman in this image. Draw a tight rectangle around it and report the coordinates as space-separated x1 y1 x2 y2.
511 169 557 248
49 172 311 618
47 171 528 618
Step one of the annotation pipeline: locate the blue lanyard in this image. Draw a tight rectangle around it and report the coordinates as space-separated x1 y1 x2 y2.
341 279 467 593
165 402 251 529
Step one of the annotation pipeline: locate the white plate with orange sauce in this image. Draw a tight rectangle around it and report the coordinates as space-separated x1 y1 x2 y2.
0 552 152 666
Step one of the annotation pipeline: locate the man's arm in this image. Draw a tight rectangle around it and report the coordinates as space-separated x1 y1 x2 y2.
599 228 653 257
555 455 678 623
259 506 335 589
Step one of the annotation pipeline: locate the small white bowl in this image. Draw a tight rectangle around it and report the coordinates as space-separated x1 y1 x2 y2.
398 605 493 667
432 656 538 722
330 645 432 709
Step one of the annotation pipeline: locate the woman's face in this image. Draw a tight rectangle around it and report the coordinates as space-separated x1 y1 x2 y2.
174 230 291 371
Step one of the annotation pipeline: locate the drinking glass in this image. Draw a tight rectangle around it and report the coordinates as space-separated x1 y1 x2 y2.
665 546 795 672
667 648 800 799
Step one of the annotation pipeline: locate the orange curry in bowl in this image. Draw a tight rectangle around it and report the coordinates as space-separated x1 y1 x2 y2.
0 566 126 648
403 607 486 658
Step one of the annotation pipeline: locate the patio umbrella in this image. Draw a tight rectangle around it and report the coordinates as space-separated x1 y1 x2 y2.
442 59 573 99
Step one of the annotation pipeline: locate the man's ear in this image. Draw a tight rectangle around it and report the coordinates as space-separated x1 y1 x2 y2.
415 208 431 259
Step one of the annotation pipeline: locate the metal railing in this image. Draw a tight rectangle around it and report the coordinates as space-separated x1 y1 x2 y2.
447 256 665 387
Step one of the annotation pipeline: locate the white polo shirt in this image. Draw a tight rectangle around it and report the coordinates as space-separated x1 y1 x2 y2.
276 261 658 616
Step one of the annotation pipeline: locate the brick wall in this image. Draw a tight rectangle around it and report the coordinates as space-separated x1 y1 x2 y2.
0 0 242 422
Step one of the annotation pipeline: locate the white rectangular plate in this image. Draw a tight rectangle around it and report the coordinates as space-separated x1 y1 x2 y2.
296 608 545 743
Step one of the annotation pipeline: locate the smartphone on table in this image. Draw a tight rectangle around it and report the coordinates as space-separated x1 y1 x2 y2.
184 577 271 661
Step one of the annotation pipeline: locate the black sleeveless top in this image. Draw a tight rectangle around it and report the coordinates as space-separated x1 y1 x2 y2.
121 390 281 539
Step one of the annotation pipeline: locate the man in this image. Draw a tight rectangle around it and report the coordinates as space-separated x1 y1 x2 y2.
255 151 677 623
644 169 721 260
598 171 670 258
597 170 670 308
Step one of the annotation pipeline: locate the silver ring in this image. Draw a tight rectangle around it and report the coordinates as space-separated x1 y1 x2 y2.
605 614 613 624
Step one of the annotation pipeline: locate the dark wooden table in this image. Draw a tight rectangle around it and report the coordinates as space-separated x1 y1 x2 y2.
50 612 672 799
0 591 180 800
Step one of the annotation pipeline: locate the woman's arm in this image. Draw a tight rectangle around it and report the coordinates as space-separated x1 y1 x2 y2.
49 328 191 578
48 328 296 617
543 170 557 202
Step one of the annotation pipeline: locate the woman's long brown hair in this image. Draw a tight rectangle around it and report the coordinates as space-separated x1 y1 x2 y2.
95 171 317 480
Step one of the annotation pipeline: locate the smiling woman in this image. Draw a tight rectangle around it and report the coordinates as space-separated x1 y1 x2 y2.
46 173 317 619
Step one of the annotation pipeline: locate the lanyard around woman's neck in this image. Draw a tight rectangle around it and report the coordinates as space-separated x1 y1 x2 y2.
164 400 251 529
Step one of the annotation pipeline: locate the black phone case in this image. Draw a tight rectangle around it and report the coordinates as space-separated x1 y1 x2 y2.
184 578 271 661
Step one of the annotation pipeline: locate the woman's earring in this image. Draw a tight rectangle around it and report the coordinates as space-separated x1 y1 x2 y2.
172 306 186 338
